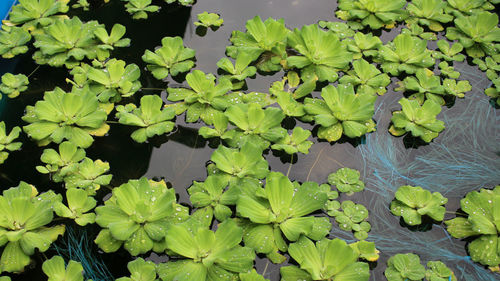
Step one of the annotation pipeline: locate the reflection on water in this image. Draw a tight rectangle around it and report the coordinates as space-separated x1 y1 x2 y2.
0 0 499 280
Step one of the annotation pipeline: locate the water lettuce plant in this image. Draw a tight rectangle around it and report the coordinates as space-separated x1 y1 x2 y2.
328 200 371 240
280 236 370 281
0 73 29 99
116 95 176 143
432 40 465 62
270 127 313 155
425 261 457 281
384 253 426 281
389 98 445 143
397 69 446 105
304 84 376 142
116 258 158 281
223 103 286 149
42 255 85 281
94 177 188 255
0 122 22 165
317 21 354 39
6 0 69 32
62 157 112 194
195 12 224 28
0 26 31 59
226 16 289 72
236 172 330 262
32 17 102 68
379 33 435 76
286 24 352 82
327 167 365 195
93 23 131 60
158 219 255 280
0 182 65 273
390 185 448 226
405 0 453 32
446 11 500 58
438 61 460 79
187 175 236 221
445 186 500 269
53 189 96 226
217 52 256 90
142 36 196 80
22 87 109 148
86 58 141 102
442 78 472 98
210 142 269 181
124 0 160 20
336 0 407 29
344 32 383 59
166 70 232 125
339 59 390 96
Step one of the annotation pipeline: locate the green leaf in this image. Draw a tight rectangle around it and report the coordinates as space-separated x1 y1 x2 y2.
385 253 426 281
42 256 84 281
195 12 224 28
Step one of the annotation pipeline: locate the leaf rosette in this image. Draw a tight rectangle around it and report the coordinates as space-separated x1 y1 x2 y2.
389 98 445 143
236 172 331 263
0 182 65 273
390 185 448 225
42 255 85 281
0 122 22 164
157 220 255 281
6 0 69 32
0 26 31 59
116 95 176 143
287 24 352 83
304 84 376 142
94 177 189 255
384 253 426 281
280 236 370 281
445 186 500 269
22 87 109 148
336 0 407 29
0 73 29 99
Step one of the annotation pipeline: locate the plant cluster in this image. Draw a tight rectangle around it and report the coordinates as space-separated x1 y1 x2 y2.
0 0 498 279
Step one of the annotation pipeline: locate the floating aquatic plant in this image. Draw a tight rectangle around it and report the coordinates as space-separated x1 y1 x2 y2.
390 185 447 226
217 52 256 90
6 0 69 32
187 175 236 221
142 36 196 80
0 122 22 165
0 182 65 273
389 98 445 143
93 23 131 61
270 127 313 155
406 0 453 32
116 95 176 143
158 219 255 280
304 84 376 142
280 236 370 281
328 200 371 240
286 24 352 83
442 78 471 98
446 11 500 58
396 69 446 105
0 73 28 100
195 12 224 28
223 103 286 149
339 59 390 96
378 33 435 76
226 16 289 72
116 258 158 281
0 26 31 59
42 255 85 281
432 40 465 62
166 70 232 125
425 261 457 281
86 58 141 102
237 172 330 263
317 21 354 39
53 189 96 226
344 32 383 60
328 167 365 195
210 142 269 181
384 253 426 281
438 62 460 79
94 177 188 255
336 0 407 29
124 0 160 20
22 87 109 148
445 186 500 270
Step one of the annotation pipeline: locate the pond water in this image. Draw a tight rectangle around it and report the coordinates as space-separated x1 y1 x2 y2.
0 1 499 281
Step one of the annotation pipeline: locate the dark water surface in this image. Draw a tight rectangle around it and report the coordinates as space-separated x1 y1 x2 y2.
0 0 499 280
